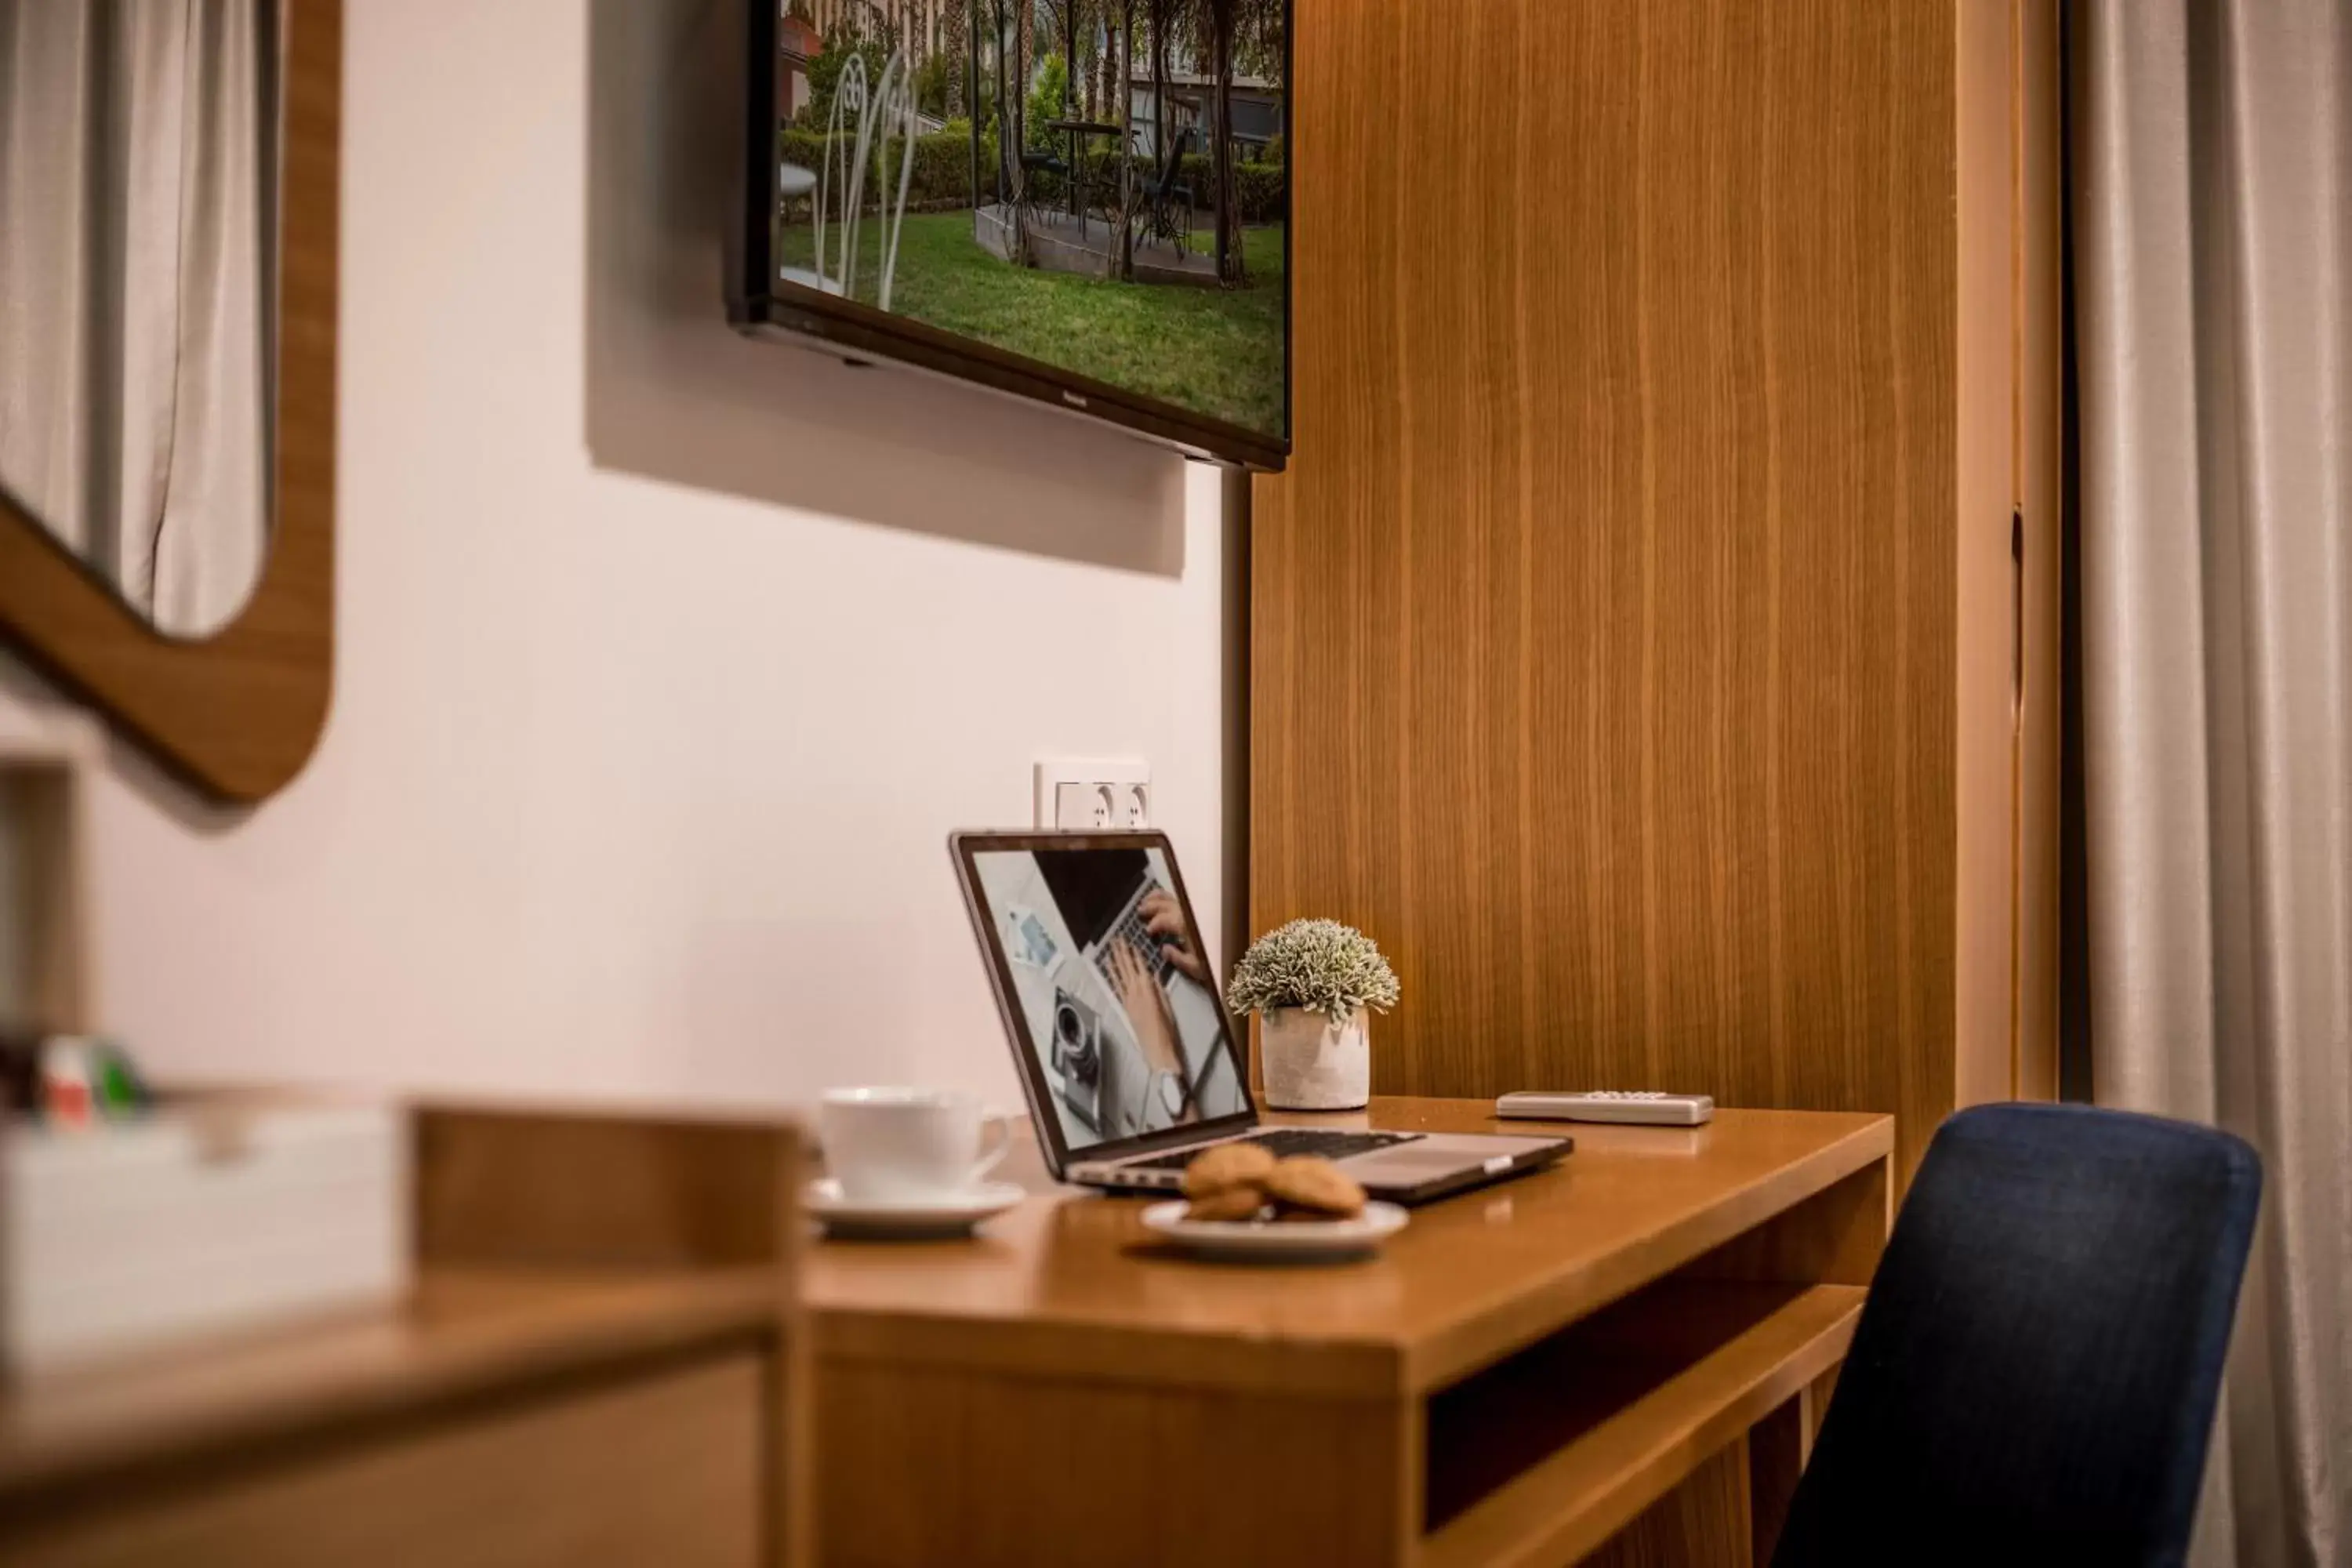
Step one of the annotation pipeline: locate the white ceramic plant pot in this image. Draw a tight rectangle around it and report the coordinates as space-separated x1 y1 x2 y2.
1259 1007 1370 1111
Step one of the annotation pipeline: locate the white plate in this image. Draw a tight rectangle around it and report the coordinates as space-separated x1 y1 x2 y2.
1139 1200 1409 1263
807 1178 1025 1240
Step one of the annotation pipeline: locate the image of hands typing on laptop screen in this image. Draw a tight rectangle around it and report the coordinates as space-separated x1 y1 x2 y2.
971 846 1249 1149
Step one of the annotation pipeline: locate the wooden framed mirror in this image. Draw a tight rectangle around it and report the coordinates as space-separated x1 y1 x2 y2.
0 0 339 804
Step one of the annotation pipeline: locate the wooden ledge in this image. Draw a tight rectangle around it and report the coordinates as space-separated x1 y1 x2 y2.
1419 1282 1863 1568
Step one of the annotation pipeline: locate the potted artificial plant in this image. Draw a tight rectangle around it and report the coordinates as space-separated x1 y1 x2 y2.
1225 920 1401 1111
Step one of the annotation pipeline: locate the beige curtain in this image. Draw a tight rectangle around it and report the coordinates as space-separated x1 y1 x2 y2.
2072 2 2350 1564
0 0 273 637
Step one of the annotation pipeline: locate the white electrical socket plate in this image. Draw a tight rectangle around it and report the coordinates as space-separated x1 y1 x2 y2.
1035 758 1151 830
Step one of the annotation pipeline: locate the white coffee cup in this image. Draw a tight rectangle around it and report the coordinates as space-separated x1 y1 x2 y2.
819 1087 1011 1202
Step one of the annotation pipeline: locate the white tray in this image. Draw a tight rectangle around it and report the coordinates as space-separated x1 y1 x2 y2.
2 1098 408 1371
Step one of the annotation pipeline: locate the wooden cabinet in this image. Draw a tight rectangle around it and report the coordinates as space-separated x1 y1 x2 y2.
1253 0 2061 1182
0 1108 808 1568
3 1350 769 1568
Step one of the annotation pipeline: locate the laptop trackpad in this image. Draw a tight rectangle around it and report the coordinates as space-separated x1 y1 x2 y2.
1339 1143 1501 1184
1339 1134 1559 1185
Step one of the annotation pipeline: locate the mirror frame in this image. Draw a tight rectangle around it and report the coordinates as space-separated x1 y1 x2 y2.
0 0 339 804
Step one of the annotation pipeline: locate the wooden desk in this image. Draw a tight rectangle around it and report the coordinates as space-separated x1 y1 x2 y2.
805 1100 1889 1568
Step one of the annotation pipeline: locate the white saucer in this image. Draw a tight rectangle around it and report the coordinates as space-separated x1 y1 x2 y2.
1139 1200 1409 1263
807 1178 1025 1240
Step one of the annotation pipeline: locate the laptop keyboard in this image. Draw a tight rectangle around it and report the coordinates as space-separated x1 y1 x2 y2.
1120 1128 1422 1173
1091 896 1174 990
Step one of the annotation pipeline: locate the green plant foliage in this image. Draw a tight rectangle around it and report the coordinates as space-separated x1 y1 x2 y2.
782 127 1283 227
1025 53 1070 151
780 124 978 211
1227 158 1285 223
1054 148 1285 225
804 32 888 129
1227 920 1401 1021
914 52 953 119
1173 153 1283 224
895 125 975 204
771 214 1286 437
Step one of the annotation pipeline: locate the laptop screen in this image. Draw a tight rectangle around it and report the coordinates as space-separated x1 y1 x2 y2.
1033 847 1152 952
959 835 1252 1160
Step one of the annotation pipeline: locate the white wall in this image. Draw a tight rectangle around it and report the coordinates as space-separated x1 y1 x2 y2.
0 0 1232 1115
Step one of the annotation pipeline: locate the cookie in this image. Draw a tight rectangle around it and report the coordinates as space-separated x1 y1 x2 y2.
1181 1142 1278 1198
1261 1155 1367 1218
1183 1185 1269 1223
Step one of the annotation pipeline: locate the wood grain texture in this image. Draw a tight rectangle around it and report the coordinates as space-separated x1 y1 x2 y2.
2 1351 766 1568
1681 1158 1889 1290
1743 1364 1835 1568
1256 0 2002 1184
817 1363 1410 1568
0 0 338 803
1747 1394 1805 1567
1584 1439 1754 1568
416 1105 804 1272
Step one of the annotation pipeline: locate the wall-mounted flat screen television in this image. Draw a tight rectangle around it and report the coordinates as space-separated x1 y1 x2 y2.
728 0 1290 470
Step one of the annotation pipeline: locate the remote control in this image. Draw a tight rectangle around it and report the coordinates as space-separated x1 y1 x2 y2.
1494 1091 1715 1127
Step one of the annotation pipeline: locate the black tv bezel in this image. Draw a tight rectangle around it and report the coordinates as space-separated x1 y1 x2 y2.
726 0 1292 472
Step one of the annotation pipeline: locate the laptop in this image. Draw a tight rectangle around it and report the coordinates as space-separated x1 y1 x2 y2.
950 829 1571 1204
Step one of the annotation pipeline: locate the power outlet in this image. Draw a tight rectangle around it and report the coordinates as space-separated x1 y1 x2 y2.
1036 758 1150 829
1054 782 1117 829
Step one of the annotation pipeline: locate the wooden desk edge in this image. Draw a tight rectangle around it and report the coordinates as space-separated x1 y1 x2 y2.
812 1307 1405 1401
0 1268 796 1502
808 1114 1892 1404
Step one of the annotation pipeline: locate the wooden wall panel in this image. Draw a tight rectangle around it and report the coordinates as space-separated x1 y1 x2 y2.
1255 0 1962 1180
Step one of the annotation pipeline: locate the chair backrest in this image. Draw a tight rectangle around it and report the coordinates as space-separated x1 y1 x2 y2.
1773 1103 2260 1568
1155 127 1192 198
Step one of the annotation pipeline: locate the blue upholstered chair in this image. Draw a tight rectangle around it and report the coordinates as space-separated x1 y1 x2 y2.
1773 1104 2261 1568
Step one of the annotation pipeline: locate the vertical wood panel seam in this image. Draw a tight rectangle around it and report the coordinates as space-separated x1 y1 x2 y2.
1704 0 1736 1076
1388 0 1414 1019
1635 2 1662 1087
1763 2 1789 1107
1890 5 1920 1156
2006 0 2026 1101
1512 0 1537 1087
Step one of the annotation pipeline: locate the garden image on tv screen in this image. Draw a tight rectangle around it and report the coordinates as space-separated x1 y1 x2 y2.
771 1 1287 443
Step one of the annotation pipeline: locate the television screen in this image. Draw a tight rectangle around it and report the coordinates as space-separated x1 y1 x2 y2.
731 1 1290 469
